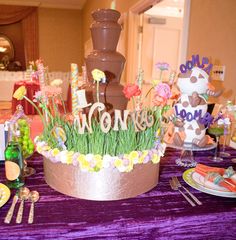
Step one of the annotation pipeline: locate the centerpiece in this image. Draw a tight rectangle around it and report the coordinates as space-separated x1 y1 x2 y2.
12 9 171 201
13 66 169 200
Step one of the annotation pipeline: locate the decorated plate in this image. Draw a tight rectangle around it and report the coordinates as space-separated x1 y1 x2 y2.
183 168 236 198
0 183 11 207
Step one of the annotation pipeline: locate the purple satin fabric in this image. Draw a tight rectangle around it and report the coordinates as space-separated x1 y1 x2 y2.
0 146 236 239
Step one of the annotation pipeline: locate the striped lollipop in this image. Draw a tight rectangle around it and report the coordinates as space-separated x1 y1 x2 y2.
71 63 79 116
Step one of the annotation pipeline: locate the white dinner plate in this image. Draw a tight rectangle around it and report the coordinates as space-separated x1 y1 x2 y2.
0 183 11 207
183 168 236 198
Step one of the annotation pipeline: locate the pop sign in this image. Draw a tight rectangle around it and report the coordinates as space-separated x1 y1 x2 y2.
180 55 213 74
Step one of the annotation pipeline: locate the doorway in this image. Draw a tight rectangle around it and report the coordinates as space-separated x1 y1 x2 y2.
126 0 191 100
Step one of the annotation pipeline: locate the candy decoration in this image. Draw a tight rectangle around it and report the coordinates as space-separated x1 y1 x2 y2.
71 63 79 116
91 69 106 103
36 59 49 122
82 65 88 85
169 71 176 86
51 127 67 150
179 55 213 74
37 59 46 91
76 90 91 108
15 119 34 158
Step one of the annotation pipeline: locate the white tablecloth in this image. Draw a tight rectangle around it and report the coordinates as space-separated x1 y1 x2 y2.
0 71 70 101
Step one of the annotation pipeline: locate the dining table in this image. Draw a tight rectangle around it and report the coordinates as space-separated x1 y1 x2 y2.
0 146 235 240
12 80 40 115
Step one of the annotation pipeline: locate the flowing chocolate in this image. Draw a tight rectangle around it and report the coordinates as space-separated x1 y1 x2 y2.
85 9 127 111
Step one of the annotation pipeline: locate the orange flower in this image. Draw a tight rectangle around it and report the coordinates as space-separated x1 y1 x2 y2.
152 95 167 107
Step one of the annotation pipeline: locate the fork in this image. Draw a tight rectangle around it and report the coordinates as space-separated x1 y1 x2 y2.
172 176 202 206
169 179 196 207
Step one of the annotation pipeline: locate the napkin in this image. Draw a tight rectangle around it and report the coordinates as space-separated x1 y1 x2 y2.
195 164 236 192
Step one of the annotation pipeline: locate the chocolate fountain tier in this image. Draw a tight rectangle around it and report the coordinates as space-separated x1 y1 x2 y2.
92 8 120 22
86 50 125 84
85 82 128 111
91 22 121 51
91 9 121 51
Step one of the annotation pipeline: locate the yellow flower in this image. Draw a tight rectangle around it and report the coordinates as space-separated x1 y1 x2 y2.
50 79 63 87
138 150 148 164
125 160 134 172
13 86 27 100
152 79 160 86
65 151 74 164
151 153 160 164
92 69 105 82
36 145 43 153
42 145 51 151
77 154 86 162
51 148 60 157
129 151 139 162
77 154 90 171
114 158 123 168
94 154 103 169
81 160 90 171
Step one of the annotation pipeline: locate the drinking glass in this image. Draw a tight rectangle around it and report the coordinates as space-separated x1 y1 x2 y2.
230 126 236 163
23 154 36 177
219 123 231 157
208 122 224 162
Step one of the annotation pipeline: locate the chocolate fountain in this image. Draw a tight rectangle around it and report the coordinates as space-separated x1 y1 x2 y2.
85 9 128 111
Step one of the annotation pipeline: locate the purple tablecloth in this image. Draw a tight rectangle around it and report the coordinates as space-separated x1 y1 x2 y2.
0 147 236 239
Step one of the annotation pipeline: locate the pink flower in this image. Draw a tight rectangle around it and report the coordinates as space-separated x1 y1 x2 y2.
154 83 171 99
33 91 43 102
123 84 141 100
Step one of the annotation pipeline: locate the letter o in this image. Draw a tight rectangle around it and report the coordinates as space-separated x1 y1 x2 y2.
180 109 186 119
186 60 193 70
186 112 193 121
100 112 111 133
180 64 187 73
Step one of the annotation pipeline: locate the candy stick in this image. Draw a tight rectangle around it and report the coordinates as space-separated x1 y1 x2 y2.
36 59 48 122
71 63 79 116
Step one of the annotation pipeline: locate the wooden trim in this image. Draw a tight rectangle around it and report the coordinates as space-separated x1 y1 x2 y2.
126 0 191 84
126 0 162 84
129 0 161 14
180 0 191 64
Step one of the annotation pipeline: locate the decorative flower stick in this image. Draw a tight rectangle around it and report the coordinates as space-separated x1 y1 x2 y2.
13 86 46 128
123 84 141 110
145 62 171 100
71 63 79 116
136 69 144 110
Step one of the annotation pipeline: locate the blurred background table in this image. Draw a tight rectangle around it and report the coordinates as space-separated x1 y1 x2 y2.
0 147 236 239
11 80 40 115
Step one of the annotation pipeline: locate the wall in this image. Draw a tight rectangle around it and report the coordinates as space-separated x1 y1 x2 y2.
187 0 236 104
38 8 83 72
82 0 110 46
